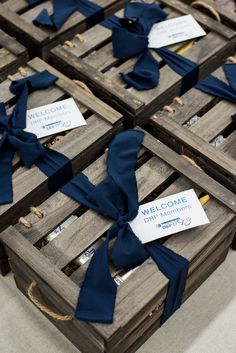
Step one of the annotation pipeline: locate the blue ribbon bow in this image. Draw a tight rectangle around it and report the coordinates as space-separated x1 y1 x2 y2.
61 130 189 324
195 63 236 124
0 71 73 205
102 2 199 91
27 0 104 31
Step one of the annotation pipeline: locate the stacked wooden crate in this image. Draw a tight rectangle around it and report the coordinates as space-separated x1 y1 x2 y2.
1 129 235 353
50 0 235 127
0 57 123 275
0 29 28 81
0 0 126 59
0 0 235 352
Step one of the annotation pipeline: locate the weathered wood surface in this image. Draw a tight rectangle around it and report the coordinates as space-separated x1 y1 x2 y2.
0 57 123 275
149 64 236 193
1 130 235 352
181 0 236 29
0 29 28 82
0 0 126 59
50 0 235 127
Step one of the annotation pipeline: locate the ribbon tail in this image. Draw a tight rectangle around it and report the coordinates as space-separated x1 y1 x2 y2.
75 232 117 323
195 73 236 103
33 9 56 29
0 138 15 205
145 241 189 325
223 63 236 92
122 50 160 90
157 48 199 94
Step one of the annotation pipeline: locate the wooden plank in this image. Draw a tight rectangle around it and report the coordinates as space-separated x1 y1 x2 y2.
50 0 235 126
138 128 236 213
0 59 123 236
160 0 235 38
149 64 236 193
28 57 122 125
108 244 230 353
182 0 236 29
0 29 26 56
98 188 236 342
0 0 126 59
0 29 28 81
1 130 235 352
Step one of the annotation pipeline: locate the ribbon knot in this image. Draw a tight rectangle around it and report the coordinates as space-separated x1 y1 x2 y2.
102 2 199 91
116 215 128 228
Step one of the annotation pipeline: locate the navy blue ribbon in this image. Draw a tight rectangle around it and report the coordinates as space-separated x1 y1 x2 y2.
61 130 189 324
195 63 236 124
27 0 104 31
0 71 73 205
102 2 199 92
196 64 236 103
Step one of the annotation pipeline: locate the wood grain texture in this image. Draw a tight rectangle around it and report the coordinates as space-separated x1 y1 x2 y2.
182 0 236 29
0 58 123 276
1 131 235 352
0 29 28 81
149 65 236 193
50 0 235 126
0 0 126 59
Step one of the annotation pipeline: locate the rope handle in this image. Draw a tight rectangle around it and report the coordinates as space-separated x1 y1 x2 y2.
191 1 221 22
27 281 73 321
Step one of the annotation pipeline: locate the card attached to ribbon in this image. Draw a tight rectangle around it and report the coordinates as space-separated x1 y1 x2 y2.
148 15 206 49
129 189 209 243
25 98 87 138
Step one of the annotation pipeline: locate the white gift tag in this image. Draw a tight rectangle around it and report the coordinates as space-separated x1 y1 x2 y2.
148 15 206 49
25 98 87 139
129 189 209 244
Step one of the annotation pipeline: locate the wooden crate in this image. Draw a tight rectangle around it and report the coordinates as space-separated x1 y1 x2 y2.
0 57 123 275
1 129 235 353
0 0 126 59
50 0 236 128
0 29 28 82
180 0 236 29
148 64 236 194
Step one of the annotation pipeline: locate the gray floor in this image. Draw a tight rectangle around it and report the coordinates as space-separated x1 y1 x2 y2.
0 249 235 353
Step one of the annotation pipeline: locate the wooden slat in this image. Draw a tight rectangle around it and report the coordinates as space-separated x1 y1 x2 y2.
0 0 126 58
160 0 235 38
139 128 236 213
0 29 28 81
1 129 235 352
149 64 236 192
50 0 235 126
0 59 123 236
0 3 48 42
183 0 236 29
28 57 122 125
